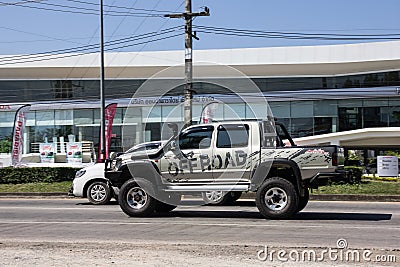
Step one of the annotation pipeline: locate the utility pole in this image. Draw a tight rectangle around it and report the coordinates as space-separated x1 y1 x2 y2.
165 1 209 128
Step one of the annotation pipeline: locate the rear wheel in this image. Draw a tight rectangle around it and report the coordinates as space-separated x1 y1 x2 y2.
118 179 157 217
87 181 112 205
256 177 298 219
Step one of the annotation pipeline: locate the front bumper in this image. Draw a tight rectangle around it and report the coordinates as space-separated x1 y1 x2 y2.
105 170 123 185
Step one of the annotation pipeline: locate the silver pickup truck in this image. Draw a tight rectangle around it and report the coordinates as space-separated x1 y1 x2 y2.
106 119 345 219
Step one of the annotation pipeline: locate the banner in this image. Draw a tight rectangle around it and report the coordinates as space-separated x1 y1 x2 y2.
39 143 55 163
200 101 218 124
97 103 118 162
66 142 82 164
11 104 31 166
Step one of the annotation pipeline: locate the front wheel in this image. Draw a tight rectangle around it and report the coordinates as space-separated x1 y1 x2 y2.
118 179 157 217
256 177 299 219
87 181 112 205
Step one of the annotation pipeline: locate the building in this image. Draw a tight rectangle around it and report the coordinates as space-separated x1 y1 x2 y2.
1 41 400 166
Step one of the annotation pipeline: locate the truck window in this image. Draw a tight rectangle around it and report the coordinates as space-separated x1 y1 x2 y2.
217 124 249 148
260 120 277 148
179 126 214 150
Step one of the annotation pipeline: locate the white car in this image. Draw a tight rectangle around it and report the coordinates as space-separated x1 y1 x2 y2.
70 141 164 205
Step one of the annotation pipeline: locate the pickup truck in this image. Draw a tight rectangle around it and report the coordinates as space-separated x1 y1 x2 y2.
105 119 345 219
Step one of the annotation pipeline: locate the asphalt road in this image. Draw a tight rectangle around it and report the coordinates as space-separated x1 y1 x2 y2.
0 198 398 250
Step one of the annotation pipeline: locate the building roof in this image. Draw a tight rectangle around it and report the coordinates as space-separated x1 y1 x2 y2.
293 127 400 148
1 41 400 79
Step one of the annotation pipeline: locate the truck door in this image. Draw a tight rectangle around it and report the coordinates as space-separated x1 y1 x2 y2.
212 124 252 182
159 125 214 182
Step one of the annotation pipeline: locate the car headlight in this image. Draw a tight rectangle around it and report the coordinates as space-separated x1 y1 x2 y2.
75 169 86 178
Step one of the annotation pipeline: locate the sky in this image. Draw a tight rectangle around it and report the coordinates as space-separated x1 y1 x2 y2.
0 0 399 56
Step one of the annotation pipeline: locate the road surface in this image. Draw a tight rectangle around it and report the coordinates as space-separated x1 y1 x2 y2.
0 198 398 266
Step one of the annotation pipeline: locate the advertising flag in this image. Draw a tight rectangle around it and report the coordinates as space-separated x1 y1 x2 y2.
200 102 218 124
11 104 31 166
97 103 117 162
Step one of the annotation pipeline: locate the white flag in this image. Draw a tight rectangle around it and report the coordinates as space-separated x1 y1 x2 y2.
11 105 30 166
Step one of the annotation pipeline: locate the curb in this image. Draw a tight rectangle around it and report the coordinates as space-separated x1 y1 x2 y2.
0 192 399 202
309 194 400 202
0 192 70 198
240 192 400 202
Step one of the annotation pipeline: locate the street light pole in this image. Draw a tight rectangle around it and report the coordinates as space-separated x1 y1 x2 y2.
99 0 106 161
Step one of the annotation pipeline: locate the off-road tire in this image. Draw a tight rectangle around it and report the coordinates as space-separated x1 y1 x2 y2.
256 177 299 219
118 178 157 217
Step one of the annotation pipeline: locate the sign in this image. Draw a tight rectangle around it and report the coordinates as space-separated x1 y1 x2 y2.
66 142 82 164
377 156 398 177
39 143 55 163
97 103 117 162
11 104 31 166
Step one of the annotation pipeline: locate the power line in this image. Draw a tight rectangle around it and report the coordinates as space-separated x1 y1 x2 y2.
65 0 178 14
193 25 400 41
35 1 164 17
0 26 183 64
0 1 164 17
0 31 182 65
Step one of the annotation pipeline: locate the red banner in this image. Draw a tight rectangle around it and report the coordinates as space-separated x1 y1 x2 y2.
97 103 117 162
11 104 31 166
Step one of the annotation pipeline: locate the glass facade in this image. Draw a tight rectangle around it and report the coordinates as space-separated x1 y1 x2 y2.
1 70 400 102
1 70 400 156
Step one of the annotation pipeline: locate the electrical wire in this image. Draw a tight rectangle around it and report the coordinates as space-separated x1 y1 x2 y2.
193 25 400 41
0 1 164 17
65 0 178 14
0 32 181 66
0 26 183 64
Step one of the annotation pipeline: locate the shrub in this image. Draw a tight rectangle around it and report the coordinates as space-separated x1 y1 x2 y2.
0 167 80 184
344 166 363 184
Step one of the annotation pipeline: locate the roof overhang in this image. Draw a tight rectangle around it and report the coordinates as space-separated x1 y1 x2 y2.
2 41 400 80
293 127 400 148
